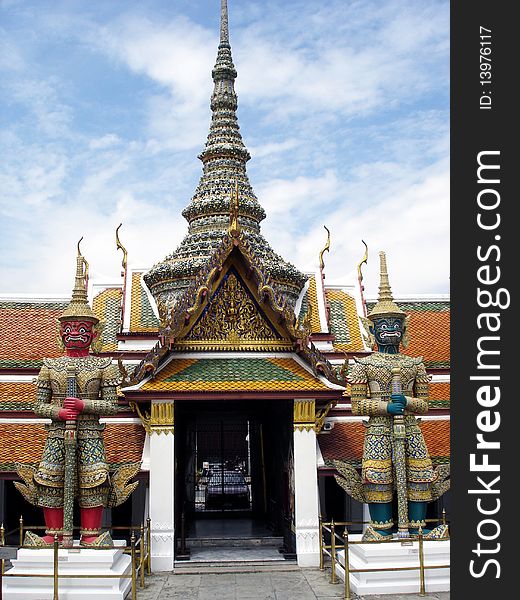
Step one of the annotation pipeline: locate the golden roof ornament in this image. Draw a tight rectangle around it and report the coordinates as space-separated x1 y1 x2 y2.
228 179 240 237
367 251 406 321
319 225 331 271
59 238 99 323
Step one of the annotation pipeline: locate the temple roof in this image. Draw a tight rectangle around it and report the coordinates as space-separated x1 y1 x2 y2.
318 419 450 467
92 287 123 352
326 288 365 353
0 299 67 370
0 422 145 472
143 0 306 311
0 381 34 412
133 356 338 395
366 299 450 369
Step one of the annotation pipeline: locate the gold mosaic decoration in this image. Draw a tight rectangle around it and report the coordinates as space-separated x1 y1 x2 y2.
180 271 290 350
294 399 315 431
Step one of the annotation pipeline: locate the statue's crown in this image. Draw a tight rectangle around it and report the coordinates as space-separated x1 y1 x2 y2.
59 239 99 323
367 251 406 321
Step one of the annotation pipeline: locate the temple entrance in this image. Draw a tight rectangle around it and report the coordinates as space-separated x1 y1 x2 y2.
175 399 294 554
192 417 252 514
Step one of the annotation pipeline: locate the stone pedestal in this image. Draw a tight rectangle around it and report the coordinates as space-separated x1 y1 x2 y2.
335 534 450 596
2 540 132 600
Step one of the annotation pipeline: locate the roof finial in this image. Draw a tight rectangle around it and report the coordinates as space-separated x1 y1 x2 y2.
220 0 229 46
357 240 368 317
319 226 331 272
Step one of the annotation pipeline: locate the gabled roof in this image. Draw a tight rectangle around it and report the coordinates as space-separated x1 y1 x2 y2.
129 272 159 333
297 274 322 334
319 419 450 467
325 288 365 353
92 287 123 351
0 300 67 370
0 381 34 411
366 299 450 369
0 422 145 472
138 356 334 394
126 231 344 389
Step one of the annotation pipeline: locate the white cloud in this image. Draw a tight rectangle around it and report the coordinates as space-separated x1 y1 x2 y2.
0 0 449 296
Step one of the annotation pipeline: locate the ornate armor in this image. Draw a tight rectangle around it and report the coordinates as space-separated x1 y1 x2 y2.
33 355 120 509
349 352 435 507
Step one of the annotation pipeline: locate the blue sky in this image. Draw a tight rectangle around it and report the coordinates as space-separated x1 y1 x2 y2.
0 0 449 297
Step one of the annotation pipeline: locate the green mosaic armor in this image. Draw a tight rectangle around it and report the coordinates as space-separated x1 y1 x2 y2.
349 352 435 508
33 355 120 508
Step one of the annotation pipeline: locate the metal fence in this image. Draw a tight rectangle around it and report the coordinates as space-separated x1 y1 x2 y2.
1 517 152 600
318 513 450 599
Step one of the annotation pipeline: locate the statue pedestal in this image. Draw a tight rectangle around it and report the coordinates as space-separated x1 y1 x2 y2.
2 540 132 600
334 534 450 596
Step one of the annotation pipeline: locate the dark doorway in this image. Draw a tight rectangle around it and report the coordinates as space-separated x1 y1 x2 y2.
175 400 294 550
192 417 252 513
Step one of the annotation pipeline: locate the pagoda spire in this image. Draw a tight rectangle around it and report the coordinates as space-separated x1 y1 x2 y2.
220 0 229 45
144 0 307 310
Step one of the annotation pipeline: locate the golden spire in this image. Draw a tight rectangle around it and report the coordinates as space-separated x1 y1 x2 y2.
367 251 405 321
319 226 331 271
59 238 99 322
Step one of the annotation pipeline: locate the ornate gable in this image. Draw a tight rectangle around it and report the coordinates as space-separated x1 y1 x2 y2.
176 263 292 351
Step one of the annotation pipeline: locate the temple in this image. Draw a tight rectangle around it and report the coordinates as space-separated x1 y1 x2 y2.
0 0 450 571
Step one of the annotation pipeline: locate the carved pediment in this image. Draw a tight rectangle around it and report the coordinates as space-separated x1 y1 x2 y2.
177 268 291 350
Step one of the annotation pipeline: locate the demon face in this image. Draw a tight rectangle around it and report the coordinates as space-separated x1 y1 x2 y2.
372 316 404 351
59 320 97 350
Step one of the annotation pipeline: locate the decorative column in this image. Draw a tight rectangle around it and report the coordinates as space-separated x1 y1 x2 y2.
148 402 175 571
293 399 320 567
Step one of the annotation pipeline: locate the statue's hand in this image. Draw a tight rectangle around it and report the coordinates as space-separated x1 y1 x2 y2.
58 407 79 421
387 402 405 416
390 393 407 407
64 396 85 412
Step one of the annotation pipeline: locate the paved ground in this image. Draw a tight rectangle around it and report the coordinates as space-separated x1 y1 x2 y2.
136 568 450 599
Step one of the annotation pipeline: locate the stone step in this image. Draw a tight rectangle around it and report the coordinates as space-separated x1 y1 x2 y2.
185 536 284 547
173 559 299 575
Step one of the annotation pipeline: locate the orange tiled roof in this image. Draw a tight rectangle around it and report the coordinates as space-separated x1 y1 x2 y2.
319 419 450 465
365 301 450 368
0 422 145 471
325 289 365 352
141 357 330 392
0 301 68 369
404 310 450 368
429 381 450 408
0 381 35 411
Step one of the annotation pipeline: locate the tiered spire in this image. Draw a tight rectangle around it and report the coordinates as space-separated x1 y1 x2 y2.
367 252 405 320
144 0 306 309
59 239 99 323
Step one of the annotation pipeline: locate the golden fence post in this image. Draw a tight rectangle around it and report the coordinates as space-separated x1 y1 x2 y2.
53 533 59 600
1 522 4 577
318 515 324 571
442 508 447 526
343 529 351 600
19 515 23 547
418 526 426 596
146 517 152 574
330 519 337 584
131 531 137 600
140 524 145 588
